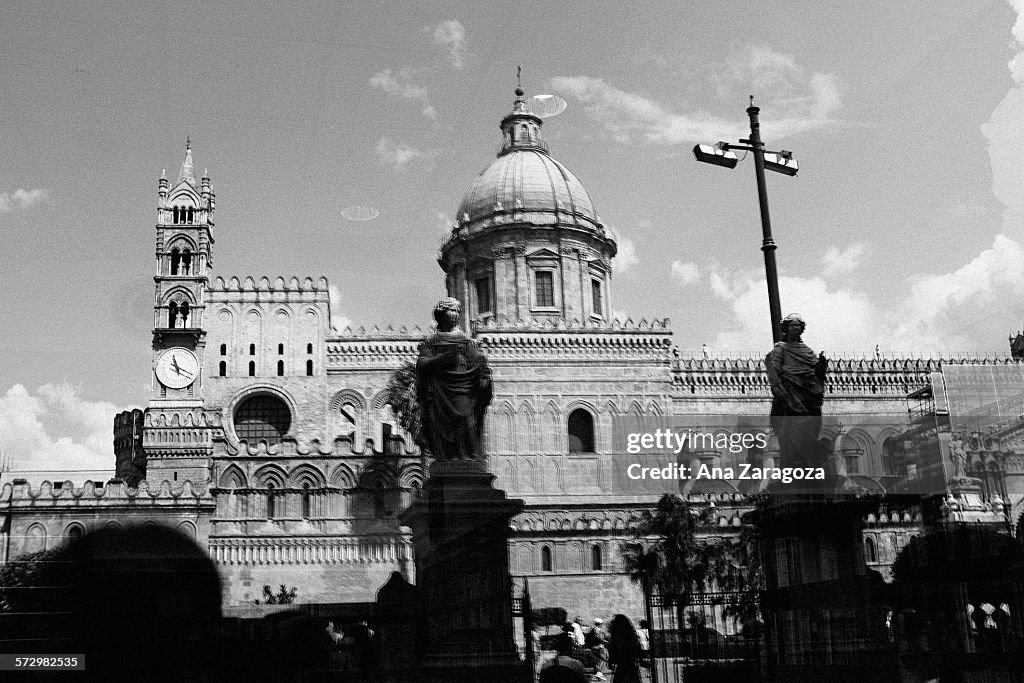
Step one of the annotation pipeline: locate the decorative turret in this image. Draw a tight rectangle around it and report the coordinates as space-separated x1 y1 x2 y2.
439 82 618 327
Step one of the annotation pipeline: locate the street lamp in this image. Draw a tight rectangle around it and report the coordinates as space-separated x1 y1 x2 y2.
694 97 798 343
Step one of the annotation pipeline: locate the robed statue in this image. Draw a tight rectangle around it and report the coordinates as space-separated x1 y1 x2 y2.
416 298 493 460
765 314 828 467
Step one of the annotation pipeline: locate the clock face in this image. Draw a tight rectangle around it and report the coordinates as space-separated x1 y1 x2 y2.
155 348 200 389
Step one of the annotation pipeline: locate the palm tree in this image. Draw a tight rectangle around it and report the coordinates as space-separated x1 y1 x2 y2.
382 360 423 449
624 494 763 635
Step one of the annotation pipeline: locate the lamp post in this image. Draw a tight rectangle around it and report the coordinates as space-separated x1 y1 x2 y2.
694 97 798 343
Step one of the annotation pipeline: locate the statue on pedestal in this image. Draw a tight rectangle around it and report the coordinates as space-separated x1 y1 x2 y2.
416 298 493 460
765 314 828 467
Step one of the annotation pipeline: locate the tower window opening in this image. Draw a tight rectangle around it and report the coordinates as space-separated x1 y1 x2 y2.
187 207 194 223
267 483 276 519
541 545 553 572
535 271 554 308
591 279 603 315
568 409 595 453
278 343 284 355
301 483 311 519
307 343 313 354
865 537 876 563
591 544 603 571
248 360 256 376
172 207 179 224
178 302 190 328
181 249 192 275
249 343 256 355
170 248 181 275
220 344 227 355
168 301 179 328
475 277 492 315
277 360 284 376
219 361 227 377
306 359 313 376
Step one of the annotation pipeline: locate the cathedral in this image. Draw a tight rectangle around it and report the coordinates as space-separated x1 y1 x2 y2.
2 87 1022 621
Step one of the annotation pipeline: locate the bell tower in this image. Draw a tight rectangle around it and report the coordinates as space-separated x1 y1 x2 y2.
151 139 215 405
143 140 218 485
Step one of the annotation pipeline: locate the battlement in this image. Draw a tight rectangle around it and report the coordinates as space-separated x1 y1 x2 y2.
672 354 1020 398
475 316 671 333
0 478 211 504
208 275 330 295
221 433 420 458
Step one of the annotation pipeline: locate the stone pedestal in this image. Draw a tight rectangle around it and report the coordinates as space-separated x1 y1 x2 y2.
400 460 530 683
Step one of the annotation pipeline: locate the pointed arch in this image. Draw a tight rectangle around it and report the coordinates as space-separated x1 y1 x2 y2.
288 464 326 488
161 285 197 306
218 464 247 489
359 463 397 489
329 464 356 489
645 399 663 416
25 523 47 553
518 401 538 452
253 464 286 488
496 402 516 453
542 401 560 452
399 463 425 489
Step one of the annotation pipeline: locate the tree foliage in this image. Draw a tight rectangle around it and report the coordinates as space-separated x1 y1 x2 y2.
624 494 763 629
382 360 423 449
255 584 298 605
0 547 65 612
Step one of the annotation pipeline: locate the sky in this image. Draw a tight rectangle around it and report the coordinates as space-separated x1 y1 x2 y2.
2 0 1024 477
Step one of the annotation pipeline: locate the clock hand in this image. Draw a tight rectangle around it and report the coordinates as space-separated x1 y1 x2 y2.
171 356 182 374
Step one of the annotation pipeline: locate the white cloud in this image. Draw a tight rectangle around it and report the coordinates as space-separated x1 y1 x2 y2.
375 137 438 171
670 260 700 285
550 47 841 145
615 236 639 273
369 68 437 122
430 20 466 70
821 243 867 278
436 211 455 235
0 188 48 213
0 383 120 478
707 267 875 354
328 284 352 331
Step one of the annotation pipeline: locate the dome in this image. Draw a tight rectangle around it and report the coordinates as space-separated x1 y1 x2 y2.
453 87 603 235
456 150 600 232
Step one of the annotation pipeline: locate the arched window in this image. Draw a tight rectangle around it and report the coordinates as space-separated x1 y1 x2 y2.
267 483 276 519
591 544 603 571
168 301 178 328
306 359 313 376
278 343 284 355
220 344 227 355
178 302 190 328
541 545 553 572
65 524 84 541
187 207 194 223
865 537 877 563
301 483 311 519
249 343 256 355
277 360 285 376
306 343 313 354
218 361 227 377
568 409 595 453
235 394 291 444
170 248 181 275
248 360 256 376
181 249 192 275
